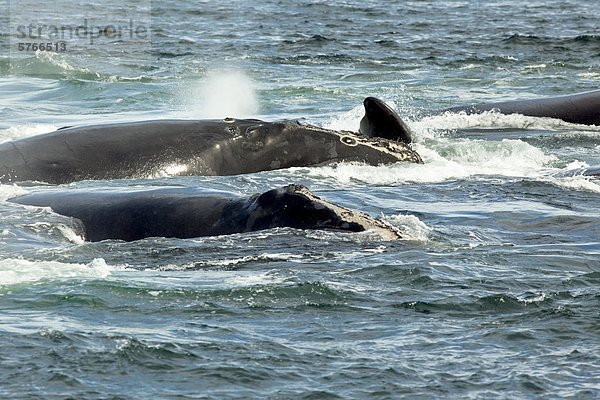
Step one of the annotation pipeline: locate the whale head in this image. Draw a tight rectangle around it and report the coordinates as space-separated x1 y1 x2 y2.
215 120 422 173
243 184 402 240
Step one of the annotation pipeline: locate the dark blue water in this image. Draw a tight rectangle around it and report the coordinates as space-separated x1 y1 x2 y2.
1 0 599 398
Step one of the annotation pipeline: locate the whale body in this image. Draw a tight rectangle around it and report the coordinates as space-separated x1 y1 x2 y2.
0 117 422 185
2 91 596 186
9 185 402 242
440 90 600 125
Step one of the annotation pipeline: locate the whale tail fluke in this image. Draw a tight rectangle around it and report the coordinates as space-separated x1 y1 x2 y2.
359 97 414 144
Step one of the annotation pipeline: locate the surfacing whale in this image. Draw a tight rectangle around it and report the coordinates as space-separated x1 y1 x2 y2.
555 165 600 178
0 103 422 184
439 89 600 125
9 184 402 242
2 90 594 186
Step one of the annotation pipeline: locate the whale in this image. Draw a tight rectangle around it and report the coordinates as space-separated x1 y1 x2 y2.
2 90 594 186
582 166 600 177
439 89 600 125
9 184 402 242
0 98 422 185
555 165 600 178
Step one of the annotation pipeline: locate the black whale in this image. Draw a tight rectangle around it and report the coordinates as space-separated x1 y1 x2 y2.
10 185 402 242
1 91 597 186
0 99 422 185
439 89 600 125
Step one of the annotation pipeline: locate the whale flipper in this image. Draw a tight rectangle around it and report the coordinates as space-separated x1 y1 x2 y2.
359 97 414 144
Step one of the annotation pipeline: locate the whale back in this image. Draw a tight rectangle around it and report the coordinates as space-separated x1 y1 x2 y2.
0 118 422 185
440 90 600 125
218 120 422 174
10 185 402 241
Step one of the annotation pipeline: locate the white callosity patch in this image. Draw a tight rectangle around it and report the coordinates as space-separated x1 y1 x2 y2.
292 185 402 241
302 122 422 164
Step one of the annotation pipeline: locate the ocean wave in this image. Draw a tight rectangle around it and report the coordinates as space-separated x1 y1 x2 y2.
7 51 164 83
0 258 113 287
158 253 305 271
545 175 600 194
395 291 573 315
503 33 600 46
282 34 336 45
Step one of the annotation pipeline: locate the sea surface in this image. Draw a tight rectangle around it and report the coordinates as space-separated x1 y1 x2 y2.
1 0 600 398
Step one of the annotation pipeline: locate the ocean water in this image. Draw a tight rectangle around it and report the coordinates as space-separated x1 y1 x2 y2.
1 0 600 398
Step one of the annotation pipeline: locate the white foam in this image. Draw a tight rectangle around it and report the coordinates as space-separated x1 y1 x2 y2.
180 253 303 270
323 103 365 132
225 270 289 287
321 100 599 188
546 176 600 194
147 267 291 289
34 50 94 74
0 258 114 287
524 63 547 70
416 111 600 132
563 160 591 170
425 137 555 174
535 161 600 193
0 124 58 144
579 72 600 80
55 225 85 244
301 137 553 185
0 185 28 202
313 103 561 185
388 214 431 242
